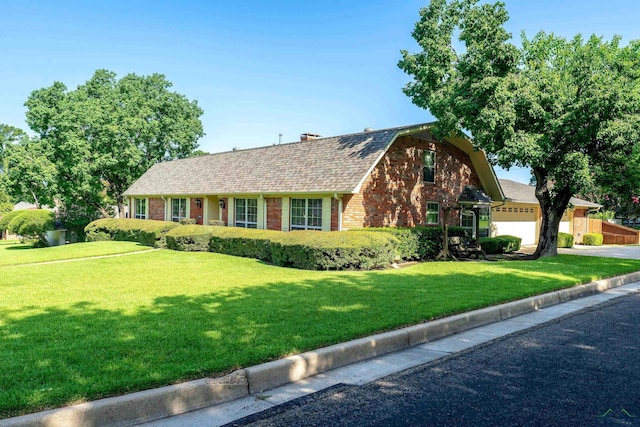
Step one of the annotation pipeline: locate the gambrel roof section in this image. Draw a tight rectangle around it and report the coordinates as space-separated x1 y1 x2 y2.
124 123 505 202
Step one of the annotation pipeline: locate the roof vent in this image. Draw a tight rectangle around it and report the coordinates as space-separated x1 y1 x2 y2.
364 127 374 132
232 147 239 151
300 132 321 141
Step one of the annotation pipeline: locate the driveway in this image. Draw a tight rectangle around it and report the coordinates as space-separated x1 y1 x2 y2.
559 244 640 260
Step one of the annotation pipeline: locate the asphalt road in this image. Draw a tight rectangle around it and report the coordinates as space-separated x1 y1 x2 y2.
229 293 640 427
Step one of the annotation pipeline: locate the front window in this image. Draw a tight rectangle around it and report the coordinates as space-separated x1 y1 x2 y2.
171 198 187 222
478 207 491 238
135 198 147 219
423 150 435 183
461 210 475 237
235 198 258 228
460 208 491 239
291 198 323 230
426 202 439 224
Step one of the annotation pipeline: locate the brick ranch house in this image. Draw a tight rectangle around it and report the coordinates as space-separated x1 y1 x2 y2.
123 123 506 237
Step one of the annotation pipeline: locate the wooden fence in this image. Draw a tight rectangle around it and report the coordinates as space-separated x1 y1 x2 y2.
588 219 640 245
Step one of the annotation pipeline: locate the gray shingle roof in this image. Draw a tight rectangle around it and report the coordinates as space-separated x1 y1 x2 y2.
124 124 426 196
499 179 601 208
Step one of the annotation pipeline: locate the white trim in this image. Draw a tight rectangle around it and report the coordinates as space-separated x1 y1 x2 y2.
322 197 331 231
258 195 266 230
203 196 209 224
281 197 290 231
227 197 235 226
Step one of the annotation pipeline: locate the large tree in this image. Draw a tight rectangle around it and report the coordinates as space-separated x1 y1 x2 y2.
0 124 27 176
25 69 205 218
399 0 640 258
5 136 57 209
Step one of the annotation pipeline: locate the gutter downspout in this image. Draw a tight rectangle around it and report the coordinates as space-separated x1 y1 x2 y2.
161 195 167 221
333 193 343 231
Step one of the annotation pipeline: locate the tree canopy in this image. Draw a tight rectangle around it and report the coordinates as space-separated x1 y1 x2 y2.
399 0 640 257
24 69 205 220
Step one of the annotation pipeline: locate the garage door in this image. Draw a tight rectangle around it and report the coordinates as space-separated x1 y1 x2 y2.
493 221 537 245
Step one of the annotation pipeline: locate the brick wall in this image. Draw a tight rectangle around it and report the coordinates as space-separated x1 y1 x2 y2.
266 198 282 230
331 198 339 231
343 135 481 228
221 198 228 225
190 198 203 225
149 198 165 221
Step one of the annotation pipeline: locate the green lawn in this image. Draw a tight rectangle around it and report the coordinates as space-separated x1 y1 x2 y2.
0 240 151 266
2 243 640 418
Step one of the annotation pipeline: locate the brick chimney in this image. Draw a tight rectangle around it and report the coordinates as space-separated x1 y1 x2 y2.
300 132 321 141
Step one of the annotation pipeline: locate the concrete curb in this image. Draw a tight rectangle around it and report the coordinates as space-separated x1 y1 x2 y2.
4 271 640 427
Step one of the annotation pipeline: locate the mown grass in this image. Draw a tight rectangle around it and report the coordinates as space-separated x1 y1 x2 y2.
0 241 150 267
1 244 640 418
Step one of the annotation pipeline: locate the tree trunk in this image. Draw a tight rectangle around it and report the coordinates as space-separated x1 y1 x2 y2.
117 195 125 219
533 203 564 258
532 168 573 259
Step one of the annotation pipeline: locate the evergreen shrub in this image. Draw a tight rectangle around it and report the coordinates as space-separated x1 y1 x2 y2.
85 218 180 248
5 210 55 246
582 233 604 246
558 232 574 248
363 226 467 260
479 235 522 254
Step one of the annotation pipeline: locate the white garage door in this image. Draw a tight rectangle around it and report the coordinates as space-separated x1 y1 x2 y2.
492 221 537 245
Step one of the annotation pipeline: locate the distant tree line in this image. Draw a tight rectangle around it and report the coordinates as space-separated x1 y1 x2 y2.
0 69 205 238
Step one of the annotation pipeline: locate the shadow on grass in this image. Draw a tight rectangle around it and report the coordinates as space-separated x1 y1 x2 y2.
1 254 639 418
3 245 32 251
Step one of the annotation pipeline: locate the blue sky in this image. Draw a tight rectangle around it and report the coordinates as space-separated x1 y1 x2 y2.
2 1 640 184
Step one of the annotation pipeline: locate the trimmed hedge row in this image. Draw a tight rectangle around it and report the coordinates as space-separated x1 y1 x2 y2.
86 219 398 270
165 225 398 270
85 218 180 248
558 232 574 248
479 235 522 254
362 226 468 260
583 233 604 246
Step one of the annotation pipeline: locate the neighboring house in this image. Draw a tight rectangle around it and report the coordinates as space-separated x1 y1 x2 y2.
124 123 505 237
492 179 602 245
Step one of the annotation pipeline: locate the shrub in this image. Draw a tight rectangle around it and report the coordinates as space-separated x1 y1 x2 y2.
558 232 574 248
167 225 398 270
589 210 615 220
208 227 277 261
85 218 181 248
166 225 215 252
179 218 197 225
6 210 55 246
0 210 24 231
208 220 226 226
583 233 604 246
363 226 467 260
270 231 398 270
479 235 522 254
